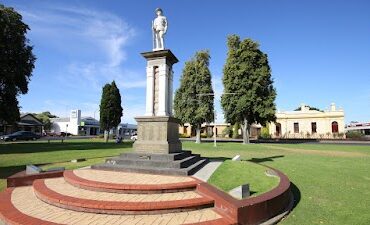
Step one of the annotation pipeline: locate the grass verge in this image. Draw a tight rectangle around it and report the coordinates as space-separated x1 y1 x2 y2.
208 160 279 196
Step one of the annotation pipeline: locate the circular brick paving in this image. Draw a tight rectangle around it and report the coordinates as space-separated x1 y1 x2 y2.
45 177 201 202
74 169 195 184
0 169 231 225
10 186 224 225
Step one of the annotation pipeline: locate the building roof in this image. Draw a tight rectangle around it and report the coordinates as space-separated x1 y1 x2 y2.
276 103 344 120
81 117 99 126
118 123 137 129
19 114 44 126
346 122 370 130
50 117 70 122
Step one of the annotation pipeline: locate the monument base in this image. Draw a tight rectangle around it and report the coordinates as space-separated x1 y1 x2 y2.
92 151 209 176
92 116 209 176
92 49 209 176
133 116 182 154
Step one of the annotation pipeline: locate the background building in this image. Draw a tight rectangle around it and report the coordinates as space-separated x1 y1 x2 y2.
51 110 83 135
179 123 261 139
117 123 137 137
51 110 136 136
269 103 345 139
0 114 44 136
345 122 370 137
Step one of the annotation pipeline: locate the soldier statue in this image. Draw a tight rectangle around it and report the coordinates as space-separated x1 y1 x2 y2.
152 8 168 51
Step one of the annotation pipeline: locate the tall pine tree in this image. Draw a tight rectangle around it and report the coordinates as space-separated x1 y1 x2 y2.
99 81 123 142
0 5 36 125
221 35 276 144
174 50 214 143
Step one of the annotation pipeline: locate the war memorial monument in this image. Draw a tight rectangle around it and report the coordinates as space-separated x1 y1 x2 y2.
93 8 209 175
0 8 293 225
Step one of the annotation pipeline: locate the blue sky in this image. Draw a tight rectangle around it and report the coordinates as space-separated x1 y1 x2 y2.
3 0 370 124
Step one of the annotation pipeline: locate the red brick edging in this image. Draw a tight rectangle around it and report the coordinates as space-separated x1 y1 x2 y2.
64 170 200 193
7 170 64 188
195 166 293 225
0 187 229 225
0 188 60 225
33 179 214 215
184 218 233 225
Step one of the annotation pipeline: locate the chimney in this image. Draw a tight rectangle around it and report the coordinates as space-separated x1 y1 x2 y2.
330 103 336 111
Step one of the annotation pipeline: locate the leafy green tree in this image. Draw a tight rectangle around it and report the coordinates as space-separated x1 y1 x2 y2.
174 50 214 143
294 105 323 112
99 81 123 142
33 111 58 131
222 126 233 138
260 124 271 139
221 35 276 144
232 122 241 139
0 5 36 125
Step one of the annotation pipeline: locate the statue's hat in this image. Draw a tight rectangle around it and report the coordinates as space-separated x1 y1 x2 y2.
155 8 163 13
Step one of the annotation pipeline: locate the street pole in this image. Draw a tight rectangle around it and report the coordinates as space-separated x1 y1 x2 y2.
94 109 100 120
214 109 217 147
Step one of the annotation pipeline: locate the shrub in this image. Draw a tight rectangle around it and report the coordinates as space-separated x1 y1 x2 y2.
306 132 311 139
222 126 233 138
201 133 208 138
232 123 241 139
179 133 190 138
326 132 331 139
338 132 345 139
333 132 338 139
346 131 365 139
260 125 271 139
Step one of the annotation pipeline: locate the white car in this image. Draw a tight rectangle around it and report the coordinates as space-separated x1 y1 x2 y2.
130 135 137 141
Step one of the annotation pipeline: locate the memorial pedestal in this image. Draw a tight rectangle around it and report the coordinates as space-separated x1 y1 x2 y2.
133 116 182 154
93 49 208 176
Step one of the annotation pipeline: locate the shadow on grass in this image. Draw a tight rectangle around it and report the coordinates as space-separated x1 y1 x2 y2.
208 157 232 162
0 165 25 179
290 182 301 209
0 141 133 155
246 155 285 163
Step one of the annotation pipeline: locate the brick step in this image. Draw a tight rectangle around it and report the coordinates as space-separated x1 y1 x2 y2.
64 170 201 193
33 179 214 215
106 154 201 169
0 186 230 225
92 158 209 176
120 150 192 161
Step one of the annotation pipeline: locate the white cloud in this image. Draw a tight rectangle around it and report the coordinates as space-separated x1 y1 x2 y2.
18 4 147 123
21 5 143 92
212 75 226 123
122 103 145 124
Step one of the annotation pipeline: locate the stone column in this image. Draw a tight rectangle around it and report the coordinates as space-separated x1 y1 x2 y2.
168 68 174 116
134 49 181 154
145 66 154 116
157 64 169 116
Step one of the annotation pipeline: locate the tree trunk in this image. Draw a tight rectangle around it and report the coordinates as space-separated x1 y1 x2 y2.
242 118 250 144
104 130 109 143
195 124 201 144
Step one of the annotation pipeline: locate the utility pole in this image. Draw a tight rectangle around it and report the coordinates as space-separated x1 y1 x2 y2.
196 92 236 147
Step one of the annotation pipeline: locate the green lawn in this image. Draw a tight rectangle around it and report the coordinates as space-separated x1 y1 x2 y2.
0 140 369 224
183 142 370 225
208 160 279 196
0 139 132 191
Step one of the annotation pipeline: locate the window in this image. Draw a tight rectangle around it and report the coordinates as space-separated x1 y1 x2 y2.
294 123 299 133
275 123 281 136
332 121 339 133
311 122 317 133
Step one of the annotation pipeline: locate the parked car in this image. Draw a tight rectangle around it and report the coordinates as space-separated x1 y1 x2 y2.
130 134 137 141
0 131 41 141
59 132 72 137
